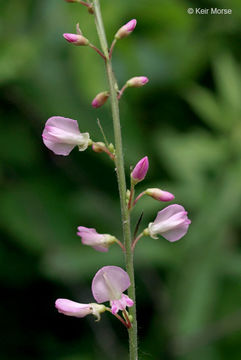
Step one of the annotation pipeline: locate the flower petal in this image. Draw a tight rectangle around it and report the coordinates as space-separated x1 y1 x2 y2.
42 139 75 156
45 116 80 134
77 226 109 252
55 299 91 318
92 266 131 303
153 204 186 224
110 294 134 314
161 220 191 242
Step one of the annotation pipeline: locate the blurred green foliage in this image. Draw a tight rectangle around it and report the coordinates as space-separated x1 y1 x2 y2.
0 0 241 359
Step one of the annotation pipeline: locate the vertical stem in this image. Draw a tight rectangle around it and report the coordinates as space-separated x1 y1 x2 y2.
93 1 138 359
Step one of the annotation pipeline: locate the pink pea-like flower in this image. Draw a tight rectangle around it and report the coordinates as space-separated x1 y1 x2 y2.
55 299 93 318
92 266 134 314
55 299 106 320
127 76 149 88
146 188 175 202
131 156 149 184
63 33 89 46
115 19 137 40
42 116 90 156
77 226 116 252
148 204 191 242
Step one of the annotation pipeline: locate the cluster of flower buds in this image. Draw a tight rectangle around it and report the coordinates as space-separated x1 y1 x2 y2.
129 156 191 247
56 266 133 326
90 19 148 106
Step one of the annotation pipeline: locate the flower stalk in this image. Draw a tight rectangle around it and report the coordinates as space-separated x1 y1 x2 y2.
132 231 145 252
105 307 130 328
93 1 138 358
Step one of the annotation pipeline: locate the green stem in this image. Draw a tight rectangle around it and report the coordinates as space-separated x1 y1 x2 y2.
93 1 138 359
128 180 135 210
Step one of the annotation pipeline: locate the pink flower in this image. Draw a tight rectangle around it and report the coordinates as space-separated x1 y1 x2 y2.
115 19 137 40
55 299 92 317
42 116 90 156
92 266 134 314
110 294 134 315
77 226 116 252
55 299 106 320
148 204 191 242
63 33 89 46
92 91 109 108
126 76 149 87
145 188 175 202
131 156 149 184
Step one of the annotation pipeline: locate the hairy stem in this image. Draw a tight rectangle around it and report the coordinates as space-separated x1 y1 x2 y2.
93 1 138 358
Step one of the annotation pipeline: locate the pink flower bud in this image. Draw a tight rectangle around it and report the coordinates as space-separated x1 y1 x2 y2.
148 204 191 242
42 116 90 156
55 299 106 321
115 19 137 40
55 299 93 318
63 33 89 46
92 91 109 108
126 76 149 88
145 188 175 202
92 266 134 314
131 156 149 184
77 226 116 252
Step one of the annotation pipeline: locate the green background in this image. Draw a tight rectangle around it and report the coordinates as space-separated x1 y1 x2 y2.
0 0 241 359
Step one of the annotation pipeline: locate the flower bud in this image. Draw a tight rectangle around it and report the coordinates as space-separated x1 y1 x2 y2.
92 142 105 153
126 76 149 88
55 299 106 321
92 91 109 108
115 19 137 40
55 299 92 318
126 189 131 205
145 188 175 202
63 33 89 46
131 156 149 184
108 143 115 153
